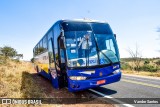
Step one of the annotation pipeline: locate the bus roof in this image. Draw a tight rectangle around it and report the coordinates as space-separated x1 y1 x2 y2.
59 19 108 24
33 19 108 49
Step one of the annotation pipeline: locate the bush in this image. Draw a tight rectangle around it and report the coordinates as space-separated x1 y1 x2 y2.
30 58 35 63
144 60 150 65
121 61 132 70
139 65 158 72
155 60 160 65
0 55 7 64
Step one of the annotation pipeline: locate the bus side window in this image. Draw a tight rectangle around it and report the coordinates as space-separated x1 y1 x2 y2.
35 45 38 56
54 24 61 49
37 44 40 55
33 48 35 57
48 39 55 68
39 40 43 53
54 49 58 64
43 35 48 51
60 49 65 63
53 24 61 68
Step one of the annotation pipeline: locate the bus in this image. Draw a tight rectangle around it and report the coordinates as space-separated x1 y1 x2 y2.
33 19 121 92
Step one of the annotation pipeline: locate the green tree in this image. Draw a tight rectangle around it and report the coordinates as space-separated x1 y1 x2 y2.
1 46 17 58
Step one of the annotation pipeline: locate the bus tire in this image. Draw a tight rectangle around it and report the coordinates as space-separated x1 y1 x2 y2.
36 66 40 76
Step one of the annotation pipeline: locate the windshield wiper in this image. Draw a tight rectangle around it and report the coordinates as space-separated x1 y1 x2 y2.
86 39 89 67
87 23 113 65
99 50 113 65
93 34 113 65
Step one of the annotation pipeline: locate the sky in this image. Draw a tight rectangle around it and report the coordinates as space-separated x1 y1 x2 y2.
0 0 160 60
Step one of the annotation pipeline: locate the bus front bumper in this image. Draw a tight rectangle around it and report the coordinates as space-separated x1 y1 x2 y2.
68 71 121 92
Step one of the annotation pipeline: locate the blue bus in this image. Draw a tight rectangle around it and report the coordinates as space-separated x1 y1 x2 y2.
33 19 121 92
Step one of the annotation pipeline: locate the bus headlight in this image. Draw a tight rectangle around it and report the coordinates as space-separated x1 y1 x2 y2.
69 76 87 80
113 69 120 74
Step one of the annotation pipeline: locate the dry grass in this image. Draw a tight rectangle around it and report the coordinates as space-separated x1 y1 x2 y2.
0 59 47 98
121 58 160 77
0 58 49 106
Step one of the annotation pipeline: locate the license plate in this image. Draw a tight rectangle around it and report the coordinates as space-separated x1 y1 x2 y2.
97 80 106 85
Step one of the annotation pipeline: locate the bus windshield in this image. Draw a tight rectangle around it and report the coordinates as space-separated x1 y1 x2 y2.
65 31 119 67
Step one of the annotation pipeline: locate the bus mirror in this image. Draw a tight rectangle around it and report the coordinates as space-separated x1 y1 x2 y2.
114 34 116 39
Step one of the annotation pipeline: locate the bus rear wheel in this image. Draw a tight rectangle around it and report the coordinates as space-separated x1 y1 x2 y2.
36 66 41 75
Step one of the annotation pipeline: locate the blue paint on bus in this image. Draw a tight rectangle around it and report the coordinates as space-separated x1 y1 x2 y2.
33 19 122 92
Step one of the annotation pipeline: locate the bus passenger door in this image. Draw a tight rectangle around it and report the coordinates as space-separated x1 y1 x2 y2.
58 37 68 87
48 39 59 89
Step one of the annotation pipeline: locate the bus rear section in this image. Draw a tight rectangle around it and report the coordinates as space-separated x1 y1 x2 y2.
33 19 122 92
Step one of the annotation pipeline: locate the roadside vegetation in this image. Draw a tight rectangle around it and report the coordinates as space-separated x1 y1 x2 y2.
0 56 45 98
121 44 160 77
121 58 160 77
0 46 47 106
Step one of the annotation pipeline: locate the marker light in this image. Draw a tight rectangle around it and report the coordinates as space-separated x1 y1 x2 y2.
69 76 87 80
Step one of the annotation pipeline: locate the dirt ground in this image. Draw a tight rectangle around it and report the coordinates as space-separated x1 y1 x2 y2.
0 60 115 107
28 73 116 107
